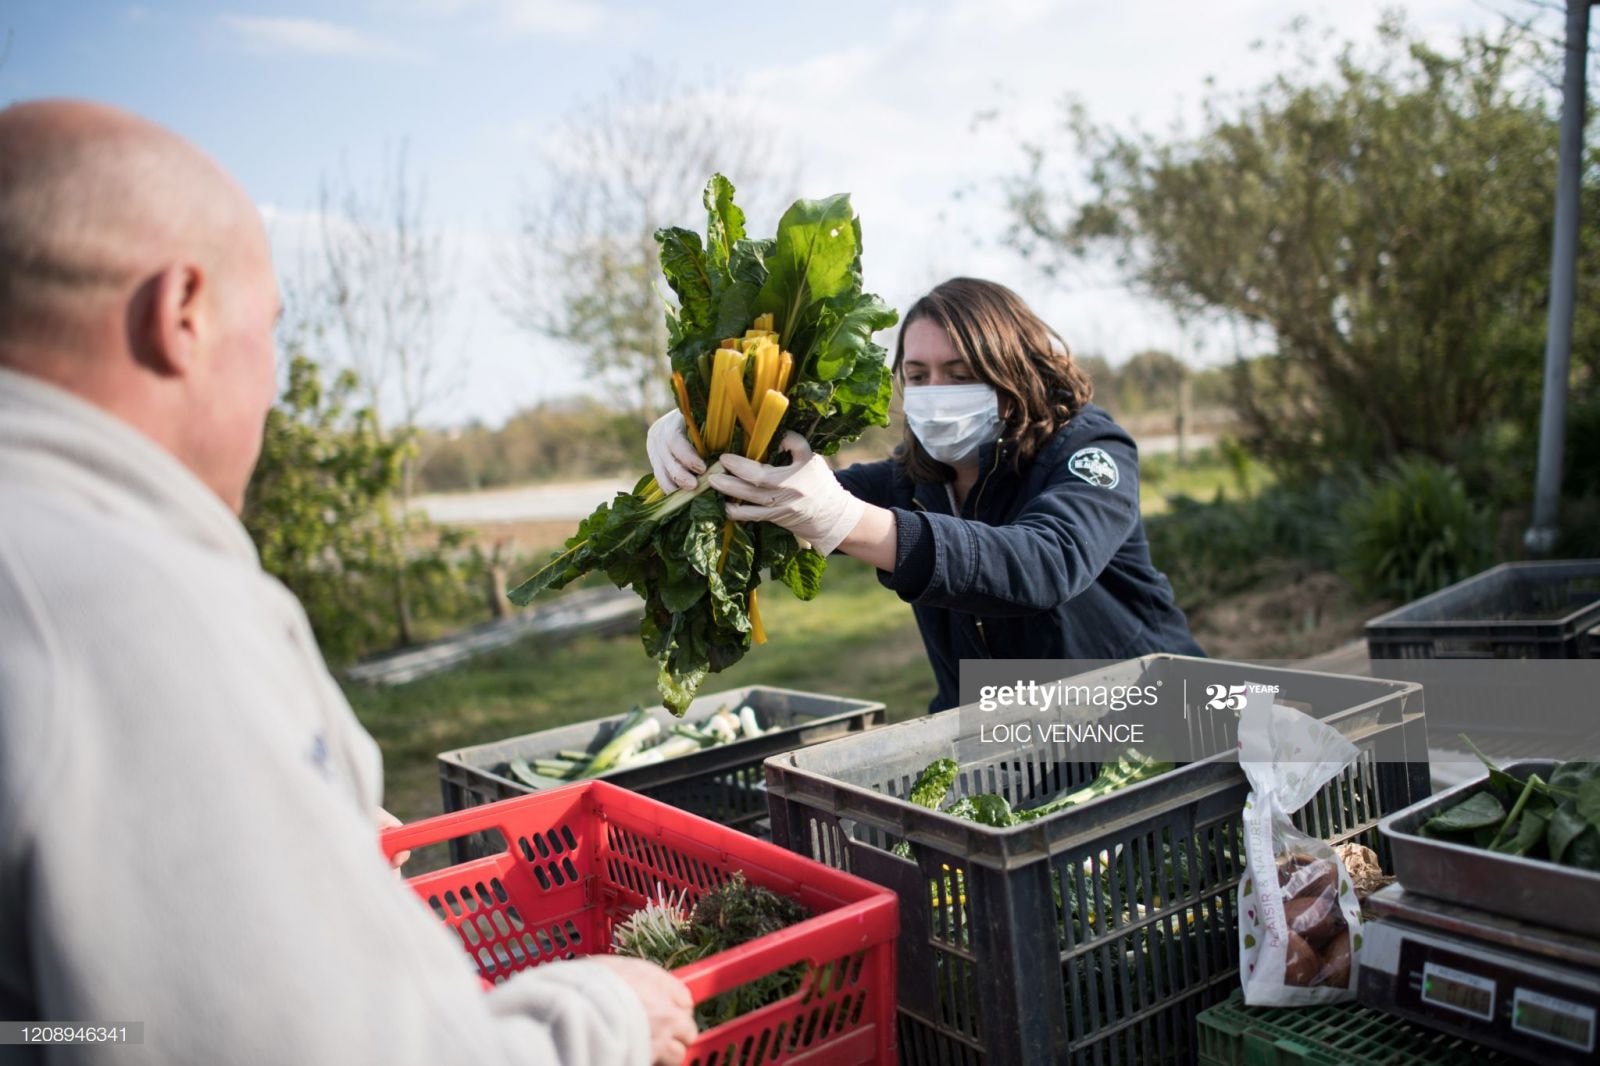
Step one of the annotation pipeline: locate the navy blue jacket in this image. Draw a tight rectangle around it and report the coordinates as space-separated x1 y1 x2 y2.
837 403 1204 713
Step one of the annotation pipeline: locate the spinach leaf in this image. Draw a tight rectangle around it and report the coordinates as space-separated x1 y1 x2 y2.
1549 805 1589 865
1579 777 1600 831
1424 790 1507 834
1492 810 1549 856
1566 826 1600 872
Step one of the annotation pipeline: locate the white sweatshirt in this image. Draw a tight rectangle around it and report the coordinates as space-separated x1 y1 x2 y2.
0 368 650 1065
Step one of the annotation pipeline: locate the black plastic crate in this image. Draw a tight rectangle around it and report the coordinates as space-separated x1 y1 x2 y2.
1366 560 1600 660
438 685 884 862
764 655 1430 1066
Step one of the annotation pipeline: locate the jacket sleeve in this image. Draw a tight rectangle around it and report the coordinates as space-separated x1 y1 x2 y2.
881 431 1140 617
835 458 899 508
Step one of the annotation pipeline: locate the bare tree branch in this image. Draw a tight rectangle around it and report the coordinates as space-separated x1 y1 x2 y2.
319 142 460 436
499 61 785 422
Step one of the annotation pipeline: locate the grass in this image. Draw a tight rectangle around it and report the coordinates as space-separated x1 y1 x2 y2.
344 556 930 825
1138 446 1275 516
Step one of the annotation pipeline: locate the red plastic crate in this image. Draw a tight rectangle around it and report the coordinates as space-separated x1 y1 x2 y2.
381 781 898 1065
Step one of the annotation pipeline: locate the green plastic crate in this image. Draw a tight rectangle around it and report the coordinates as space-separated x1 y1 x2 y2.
1196 991 1518 1065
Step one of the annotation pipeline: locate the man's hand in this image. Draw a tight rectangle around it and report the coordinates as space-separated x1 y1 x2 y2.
647 411 706 493
709 433 866 556
591 956 697 1066
375 807 411 871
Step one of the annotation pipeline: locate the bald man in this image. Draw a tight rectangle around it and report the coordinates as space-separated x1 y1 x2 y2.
0 101 694 1066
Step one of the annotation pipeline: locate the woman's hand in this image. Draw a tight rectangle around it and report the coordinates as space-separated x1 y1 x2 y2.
710 433 870 557
646 411 705 493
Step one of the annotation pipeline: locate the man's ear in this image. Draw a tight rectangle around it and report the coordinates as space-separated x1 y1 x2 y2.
131 262 205 377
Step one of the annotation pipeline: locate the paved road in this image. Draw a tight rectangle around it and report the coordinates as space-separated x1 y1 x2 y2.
412 478 632 524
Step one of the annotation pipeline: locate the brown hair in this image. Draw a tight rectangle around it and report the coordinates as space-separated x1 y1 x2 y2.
893 277 1093 483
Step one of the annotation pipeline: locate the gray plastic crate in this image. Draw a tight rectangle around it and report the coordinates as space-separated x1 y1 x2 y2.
439 685 884 862
764 655 1431 1066
1366 560 1600 660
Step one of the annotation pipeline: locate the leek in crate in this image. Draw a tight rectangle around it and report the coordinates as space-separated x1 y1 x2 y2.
502 700 768 786
508 175 897 713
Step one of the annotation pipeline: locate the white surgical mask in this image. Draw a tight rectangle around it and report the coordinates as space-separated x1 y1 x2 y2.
903 384 1003 465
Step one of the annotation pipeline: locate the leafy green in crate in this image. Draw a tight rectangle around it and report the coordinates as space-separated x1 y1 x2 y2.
508 175 897 714
1418 736 1600 869
611 874 810 1030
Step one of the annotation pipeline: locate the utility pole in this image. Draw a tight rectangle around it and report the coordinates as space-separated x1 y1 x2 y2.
1526 0 1595 555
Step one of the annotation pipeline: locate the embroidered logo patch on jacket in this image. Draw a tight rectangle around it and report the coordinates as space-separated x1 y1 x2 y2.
1068 446 1120 488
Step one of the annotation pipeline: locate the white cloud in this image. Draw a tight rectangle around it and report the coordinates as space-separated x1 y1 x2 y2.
383 0 607 38
220 14 417 60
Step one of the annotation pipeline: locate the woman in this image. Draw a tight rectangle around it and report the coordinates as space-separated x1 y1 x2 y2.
647 277 1203 713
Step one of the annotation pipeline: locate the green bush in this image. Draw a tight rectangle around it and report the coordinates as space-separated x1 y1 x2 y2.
244 354 483 665
1564 396 1600 500
1146 479 1347 611
1339 457 1493 602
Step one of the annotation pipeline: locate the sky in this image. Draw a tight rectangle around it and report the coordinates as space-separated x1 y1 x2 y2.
0 0 1534 428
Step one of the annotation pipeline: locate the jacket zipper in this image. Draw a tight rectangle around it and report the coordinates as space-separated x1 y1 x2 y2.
968 436 1004 658
969 434 1006 520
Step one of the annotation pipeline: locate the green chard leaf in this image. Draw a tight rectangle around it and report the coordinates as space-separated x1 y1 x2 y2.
778 548 828 600
755 192 859 348
703 174 746 281
656 226 715 338
809 292 899 382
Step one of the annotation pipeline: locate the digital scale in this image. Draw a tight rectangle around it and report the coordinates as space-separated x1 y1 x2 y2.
1357 883 1600 1063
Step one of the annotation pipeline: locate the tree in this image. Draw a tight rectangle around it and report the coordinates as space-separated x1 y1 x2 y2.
1117 349 1189 414
243 335 475 664
243 344 409 665
320 144 457 439
1009 18 1600 477
317 145 458 643
501 63 780 423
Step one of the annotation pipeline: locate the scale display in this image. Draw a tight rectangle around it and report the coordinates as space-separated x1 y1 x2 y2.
1360 916 1600 1065
1513 988 1597 1054
1421 961 1496 1021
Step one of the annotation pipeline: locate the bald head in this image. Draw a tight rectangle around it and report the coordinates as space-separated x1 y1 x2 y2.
0 100 258 350
0 100 281 513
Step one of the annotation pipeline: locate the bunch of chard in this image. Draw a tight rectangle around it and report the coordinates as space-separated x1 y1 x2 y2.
509 174 897 714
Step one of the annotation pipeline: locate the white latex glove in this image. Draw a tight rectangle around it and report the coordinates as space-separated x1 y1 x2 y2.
646 410 706 493
710 433 866 556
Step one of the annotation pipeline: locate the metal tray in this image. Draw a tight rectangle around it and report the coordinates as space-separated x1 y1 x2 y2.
1380 759 1600 938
